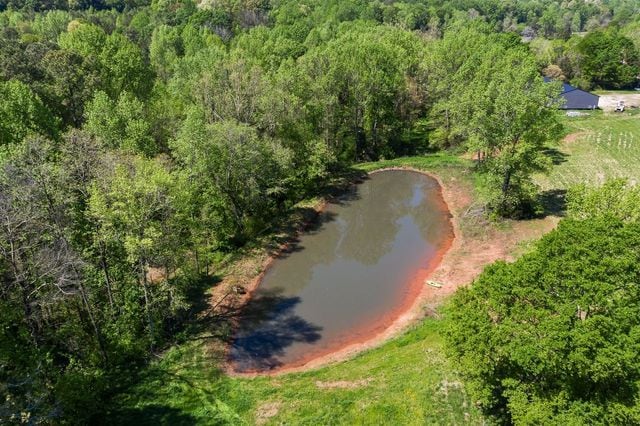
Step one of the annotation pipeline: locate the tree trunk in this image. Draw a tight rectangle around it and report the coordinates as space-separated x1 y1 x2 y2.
445 109 450 146
194 246 200 275
354 126 366 162
205 237 210 275
99 241 115 311
78 280 109 366
139 258 155 351
8 243 41 345
18 279 39 345
500 168 513 213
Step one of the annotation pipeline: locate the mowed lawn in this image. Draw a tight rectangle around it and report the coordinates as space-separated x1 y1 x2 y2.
537 111 640 190
107 318 482 425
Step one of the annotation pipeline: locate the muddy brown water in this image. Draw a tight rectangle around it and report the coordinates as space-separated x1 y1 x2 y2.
229 170 453 373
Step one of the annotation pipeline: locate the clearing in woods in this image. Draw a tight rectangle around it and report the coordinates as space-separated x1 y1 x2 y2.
537 110 640 191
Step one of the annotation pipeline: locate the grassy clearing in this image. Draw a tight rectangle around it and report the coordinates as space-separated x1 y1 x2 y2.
356 152 469 173
107 317 483 425
105 146 587 425
106 114 640 424
537 110 640 191
592 90 640 95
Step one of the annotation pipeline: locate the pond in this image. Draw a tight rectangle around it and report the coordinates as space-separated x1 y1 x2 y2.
229 170 454 373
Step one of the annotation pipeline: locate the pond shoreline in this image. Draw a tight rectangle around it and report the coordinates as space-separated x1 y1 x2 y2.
222 167 460 377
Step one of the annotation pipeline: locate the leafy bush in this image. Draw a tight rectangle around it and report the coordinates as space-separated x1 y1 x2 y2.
446 217 640 424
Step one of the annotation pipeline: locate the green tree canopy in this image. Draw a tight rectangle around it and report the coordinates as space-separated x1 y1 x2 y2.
170 110 293 243
577 28 640 89
429 26 563 216
84 90 156 156
59 21 152 98
298 22 425 161
446 217 640 424
0 79 59 147
568 179 640 222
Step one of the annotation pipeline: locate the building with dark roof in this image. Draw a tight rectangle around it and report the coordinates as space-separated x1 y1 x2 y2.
544 77 600 110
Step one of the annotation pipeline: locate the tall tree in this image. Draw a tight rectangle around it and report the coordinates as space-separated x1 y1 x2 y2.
41 49 101 127
577 28 640 89
0 80 59 147
171 110 293 243
84 91 156 156
0 137 108 422
99 32 153 98
299 22 425 160
87 155 182 348
432 31 562 216
446 217 640 424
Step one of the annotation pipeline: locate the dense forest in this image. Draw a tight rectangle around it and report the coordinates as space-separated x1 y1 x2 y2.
1 0 640 423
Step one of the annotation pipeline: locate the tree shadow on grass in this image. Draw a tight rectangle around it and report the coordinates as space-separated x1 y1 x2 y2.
103 358 236 426
538 189 568 217
102 333 233 425
163 274 225 341
543 147 569 165
107 405 197 426
228 288 322 372
186 275 221 315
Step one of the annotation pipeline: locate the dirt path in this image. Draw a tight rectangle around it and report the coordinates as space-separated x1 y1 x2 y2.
211 167 559 377
562 131 587 144
429 173 559 295
598 93 640 111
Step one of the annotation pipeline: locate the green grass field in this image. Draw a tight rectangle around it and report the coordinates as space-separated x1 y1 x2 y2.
356 152 469 173
592 90 640 95
107 318 483 425
537 111 640 191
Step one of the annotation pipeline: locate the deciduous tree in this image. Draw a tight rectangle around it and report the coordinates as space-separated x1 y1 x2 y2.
446 217 640 424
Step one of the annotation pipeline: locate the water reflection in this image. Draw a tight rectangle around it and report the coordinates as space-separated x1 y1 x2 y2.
230 171 452 372
337 173 423 265
231 288 323 372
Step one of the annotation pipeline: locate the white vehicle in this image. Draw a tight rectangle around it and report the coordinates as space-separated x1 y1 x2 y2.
615 100 625 112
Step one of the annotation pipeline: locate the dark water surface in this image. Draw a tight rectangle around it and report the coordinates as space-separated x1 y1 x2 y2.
230 170 453 372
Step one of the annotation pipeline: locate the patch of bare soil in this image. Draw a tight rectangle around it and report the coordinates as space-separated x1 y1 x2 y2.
371 168 559 302
315 378 372 389
255 401 282 425
438 379 462 397
598 94 640 111
428 212 559 297
562 131 588 144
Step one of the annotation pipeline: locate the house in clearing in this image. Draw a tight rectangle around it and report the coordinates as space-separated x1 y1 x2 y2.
544 77 600 110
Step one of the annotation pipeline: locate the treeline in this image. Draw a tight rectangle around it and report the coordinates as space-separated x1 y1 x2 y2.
534 25 640 90
0 3 427 423
2 0 640 38
0 0 637 423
